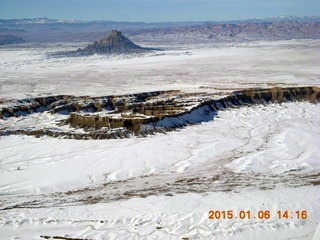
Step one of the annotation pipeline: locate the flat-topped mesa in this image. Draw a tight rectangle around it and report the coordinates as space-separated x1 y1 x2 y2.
80 30 158 55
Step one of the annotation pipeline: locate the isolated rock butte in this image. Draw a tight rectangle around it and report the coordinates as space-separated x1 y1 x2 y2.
81 30 157 54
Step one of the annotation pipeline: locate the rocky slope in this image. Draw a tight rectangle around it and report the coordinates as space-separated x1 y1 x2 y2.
67 30 159 55
0 86 319 139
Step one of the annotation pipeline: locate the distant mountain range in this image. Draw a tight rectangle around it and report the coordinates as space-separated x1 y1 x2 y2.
128 21 320 44
0 16 319 44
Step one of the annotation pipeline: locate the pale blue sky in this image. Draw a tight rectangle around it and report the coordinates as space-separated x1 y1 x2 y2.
0 0 319 22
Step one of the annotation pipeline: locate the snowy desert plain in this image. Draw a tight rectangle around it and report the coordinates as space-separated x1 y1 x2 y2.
0 39 320 240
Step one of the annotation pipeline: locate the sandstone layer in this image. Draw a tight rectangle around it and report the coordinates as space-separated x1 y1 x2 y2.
0 86 319 139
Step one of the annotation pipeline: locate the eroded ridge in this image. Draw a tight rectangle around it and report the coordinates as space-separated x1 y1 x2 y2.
0 86 319 139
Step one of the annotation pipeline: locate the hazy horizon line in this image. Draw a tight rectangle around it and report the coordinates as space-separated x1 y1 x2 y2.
1 15 319 24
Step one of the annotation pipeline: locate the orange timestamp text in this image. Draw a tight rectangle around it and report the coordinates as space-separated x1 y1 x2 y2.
208 210 308 220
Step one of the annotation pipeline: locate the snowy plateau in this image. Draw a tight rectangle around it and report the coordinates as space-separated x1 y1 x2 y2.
0 39 320 240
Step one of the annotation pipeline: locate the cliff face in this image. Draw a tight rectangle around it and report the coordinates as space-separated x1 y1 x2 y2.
66 86 320 134
0 86 319 139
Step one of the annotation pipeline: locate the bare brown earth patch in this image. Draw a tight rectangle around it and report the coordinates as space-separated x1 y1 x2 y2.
1 171 319 211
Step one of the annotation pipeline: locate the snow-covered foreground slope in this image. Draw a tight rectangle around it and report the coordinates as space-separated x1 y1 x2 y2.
1 187 319 240
1 102 319 239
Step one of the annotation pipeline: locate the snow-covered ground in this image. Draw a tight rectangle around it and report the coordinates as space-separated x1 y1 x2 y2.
0 39 319 99
0 40 320 239
1 102 320 239
0 102 319 193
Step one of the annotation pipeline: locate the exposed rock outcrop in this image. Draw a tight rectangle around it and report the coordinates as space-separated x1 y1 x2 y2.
66 86 320 134
0 86 319 139
84 30 151 54
63 30 160 56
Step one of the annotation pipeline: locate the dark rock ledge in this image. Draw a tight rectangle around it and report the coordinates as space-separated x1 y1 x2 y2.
0 86 319 139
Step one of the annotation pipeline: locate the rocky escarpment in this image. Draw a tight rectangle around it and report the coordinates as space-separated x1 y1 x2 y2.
0 86 319 139
0 90 180 119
